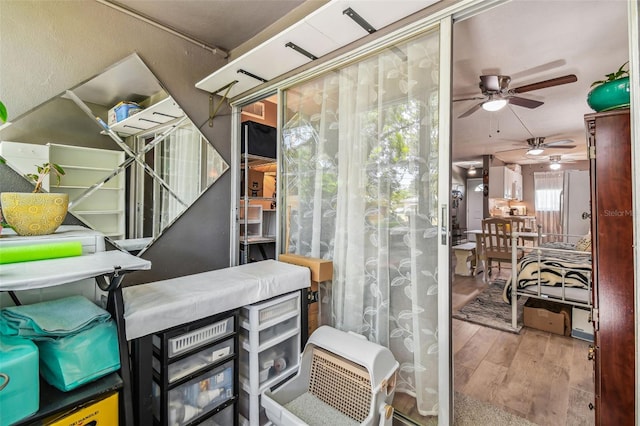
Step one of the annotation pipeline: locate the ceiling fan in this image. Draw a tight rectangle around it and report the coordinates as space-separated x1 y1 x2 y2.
496 136 576 157
454 73 578 118
523 136 576 155
548 154 576 170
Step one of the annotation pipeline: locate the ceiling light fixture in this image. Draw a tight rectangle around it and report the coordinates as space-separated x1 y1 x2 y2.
468 165 477 176
482 96 508 112
549 162 561 170
549 154 562 170
527 148 545 156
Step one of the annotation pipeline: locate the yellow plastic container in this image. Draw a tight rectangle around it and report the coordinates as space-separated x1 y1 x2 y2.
44 391 118 425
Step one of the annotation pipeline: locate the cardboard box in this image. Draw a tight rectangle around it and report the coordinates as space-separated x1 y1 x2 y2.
523 299 571 336
278 254 333 283
278 254 332 336
45 391 118 425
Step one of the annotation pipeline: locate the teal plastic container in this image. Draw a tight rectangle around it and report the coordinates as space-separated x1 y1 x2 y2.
0 336 39 426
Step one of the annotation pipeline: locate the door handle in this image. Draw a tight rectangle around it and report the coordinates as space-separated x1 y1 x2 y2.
441 205 448 245
582 212 591 220
587 345 596 361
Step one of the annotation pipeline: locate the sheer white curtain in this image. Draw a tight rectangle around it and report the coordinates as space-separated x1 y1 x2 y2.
534 171 564 237
282 29 441 415
155 125 202 233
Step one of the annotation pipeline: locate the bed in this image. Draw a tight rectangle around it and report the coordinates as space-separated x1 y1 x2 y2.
502 234 593 329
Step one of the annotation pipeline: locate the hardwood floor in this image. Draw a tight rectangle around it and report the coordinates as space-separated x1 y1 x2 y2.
393 268 595 425
452 270 595 426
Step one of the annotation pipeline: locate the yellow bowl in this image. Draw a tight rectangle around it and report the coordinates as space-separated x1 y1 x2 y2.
1 192 69 236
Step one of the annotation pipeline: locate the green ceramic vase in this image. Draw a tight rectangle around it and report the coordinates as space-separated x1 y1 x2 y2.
587 76 630 112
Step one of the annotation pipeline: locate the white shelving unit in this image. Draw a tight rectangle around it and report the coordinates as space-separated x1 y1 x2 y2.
0 141 126 240
0 141 50 189
238 292 301 426
49 143 125 240
240 151 277 264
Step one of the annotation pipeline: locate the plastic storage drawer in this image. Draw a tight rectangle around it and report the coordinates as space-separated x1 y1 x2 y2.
153 336 235 384
152 360 234 426
240 331 299 390
241 292 299 328
197 403 235 425
153 316 234 358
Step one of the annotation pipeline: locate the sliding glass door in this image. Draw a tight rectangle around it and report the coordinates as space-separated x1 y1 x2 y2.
280 24 451 422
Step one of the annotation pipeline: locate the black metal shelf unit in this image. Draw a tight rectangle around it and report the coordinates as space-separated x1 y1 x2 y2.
150 310 239 426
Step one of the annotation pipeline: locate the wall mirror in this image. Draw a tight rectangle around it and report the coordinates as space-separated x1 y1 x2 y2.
0 54 229 254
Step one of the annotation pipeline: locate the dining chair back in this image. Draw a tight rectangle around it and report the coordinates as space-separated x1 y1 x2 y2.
481 217 523 278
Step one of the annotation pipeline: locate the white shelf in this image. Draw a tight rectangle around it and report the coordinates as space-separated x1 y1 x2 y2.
195 1 435 98
109 97 183 137
57 164 115 172
71 210 123 215
0 250 150 291
48 143 125 240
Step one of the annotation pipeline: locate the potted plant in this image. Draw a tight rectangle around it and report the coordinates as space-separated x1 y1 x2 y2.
587 61 630 112
0 100 7 124
1 162 68 236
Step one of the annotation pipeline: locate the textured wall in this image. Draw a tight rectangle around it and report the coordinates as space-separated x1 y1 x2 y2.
0 1 233 284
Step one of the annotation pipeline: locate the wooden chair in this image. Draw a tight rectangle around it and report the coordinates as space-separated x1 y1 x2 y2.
481 217 524 279
508 217 527 245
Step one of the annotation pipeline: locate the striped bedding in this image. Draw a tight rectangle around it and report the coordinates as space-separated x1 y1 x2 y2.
502 242 592 304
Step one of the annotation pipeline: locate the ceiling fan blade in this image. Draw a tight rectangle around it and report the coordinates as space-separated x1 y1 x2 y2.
508 96 544 109
453 96 485 102
458 102 483 118
543 139 574 147
495 147 529 154
544 144 577 150
512 74 578 93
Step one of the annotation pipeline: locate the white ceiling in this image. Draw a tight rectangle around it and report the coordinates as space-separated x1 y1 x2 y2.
452 0 629 166
107 0 629 167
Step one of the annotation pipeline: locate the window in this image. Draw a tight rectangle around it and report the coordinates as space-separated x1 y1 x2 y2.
535 188 561 211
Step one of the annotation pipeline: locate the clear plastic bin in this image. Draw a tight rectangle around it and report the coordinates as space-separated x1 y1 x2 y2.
152 360 234 426
197 403 235 426
153 337 234 384
240 333 298 388
153 316 234 358
240 315 298 349
241 292 299 328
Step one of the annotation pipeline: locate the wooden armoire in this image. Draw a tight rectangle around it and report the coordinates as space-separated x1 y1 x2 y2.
585 109 634 425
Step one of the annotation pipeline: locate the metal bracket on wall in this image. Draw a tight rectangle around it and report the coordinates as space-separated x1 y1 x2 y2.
208 80 238 127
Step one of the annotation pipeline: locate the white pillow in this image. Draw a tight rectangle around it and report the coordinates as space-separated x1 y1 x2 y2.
575 233 592 251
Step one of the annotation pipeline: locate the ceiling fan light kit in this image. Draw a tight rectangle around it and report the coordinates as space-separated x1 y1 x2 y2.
549 162 562 170
482 97 508 111
527 148 545 156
